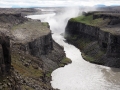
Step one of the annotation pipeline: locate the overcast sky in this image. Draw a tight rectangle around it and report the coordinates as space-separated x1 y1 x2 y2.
0 0 120 8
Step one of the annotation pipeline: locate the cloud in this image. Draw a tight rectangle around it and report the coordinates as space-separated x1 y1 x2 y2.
0 0 120 8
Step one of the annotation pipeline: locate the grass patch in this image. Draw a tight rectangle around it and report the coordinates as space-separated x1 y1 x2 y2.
11 52 43 78
59 57 72 67
70 15 93 25
82 50 105 63
82 53 95 62
46 72 51 78
70 14 109 27
82 51 104 61
41 22 48 26
46 70 53 78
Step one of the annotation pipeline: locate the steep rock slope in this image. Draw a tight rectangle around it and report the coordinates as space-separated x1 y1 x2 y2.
0 13 71 90
65 12 120 68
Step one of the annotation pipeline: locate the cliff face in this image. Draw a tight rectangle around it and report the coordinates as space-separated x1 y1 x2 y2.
0 13 70 90
14 32 65 71
0 13 28 75
25 32 53 56
65 21 99 40
65 13 120 68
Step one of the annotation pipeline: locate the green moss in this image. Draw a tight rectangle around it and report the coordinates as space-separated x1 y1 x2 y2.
60 57 72 65
82 48 105 63
70 14 109 27
82 50 104 62
82 53 95 62
59 64 65 67
41 22 48 26
46 70 52 78
11 52 43 78
46 73 51 77
70 15 93 25
69 13 119 35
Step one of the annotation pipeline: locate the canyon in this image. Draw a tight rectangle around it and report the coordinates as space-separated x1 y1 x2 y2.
26 7 120 90
1 7 120 90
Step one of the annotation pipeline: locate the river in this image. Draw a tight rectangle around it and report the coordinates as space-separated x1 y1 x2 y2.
27 8 120 90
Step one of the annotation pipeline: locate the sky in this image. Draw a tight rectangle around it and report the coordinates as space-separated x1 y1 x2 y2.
0 0 120 8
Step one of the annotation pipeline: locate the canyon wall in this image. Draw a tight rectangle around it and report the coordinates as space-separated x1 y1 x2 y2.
19 32 53 56
65 14 120 67
0 13 69 90
15 31 66 71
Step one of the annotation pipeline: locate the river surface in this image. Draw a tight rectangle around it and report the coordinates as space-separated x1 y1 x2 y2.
27 10 120 90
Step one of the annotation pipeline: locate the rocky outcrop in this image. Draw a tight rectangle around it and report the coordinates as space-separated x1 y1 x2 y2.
14 32 65 71
65 13 120 68
21 32 53 56
0 13 70 90
0 13 27 26
0 13 28 75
